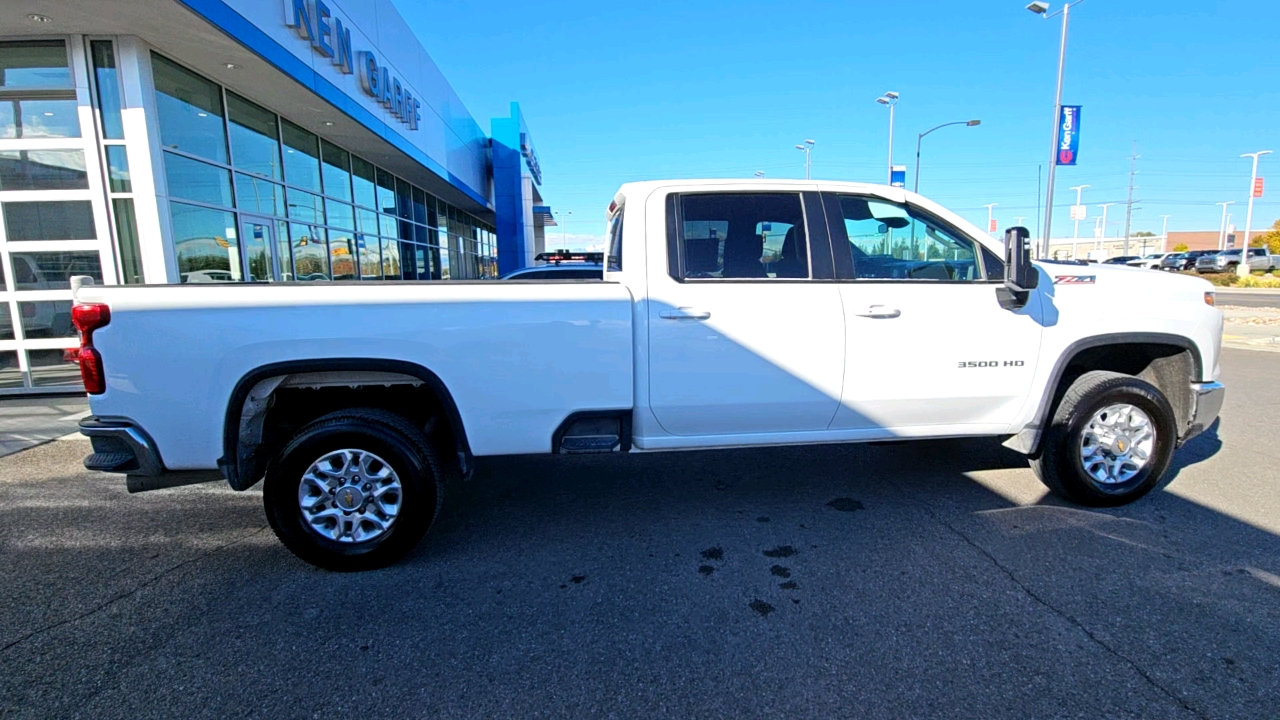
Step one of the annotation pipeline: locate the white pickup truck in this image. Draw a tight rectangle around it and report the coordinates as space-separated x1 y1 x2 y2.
73 180 1225 571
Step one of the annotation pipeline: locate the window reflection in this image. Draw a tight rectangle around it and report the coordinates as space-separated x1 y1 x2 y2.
228 92 281 180
171 202 240 283
0 150 88 190
357 234 381 279
164 152 233 207
11 252 102 290
152 54 227 163
321 140 352 201
290 223 329 281
2 201 96 241
281 120 321 192
329 231 356 280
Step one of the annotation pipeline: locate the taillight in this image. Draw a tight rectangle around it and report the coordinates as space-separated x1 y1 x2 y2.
71 303 111 394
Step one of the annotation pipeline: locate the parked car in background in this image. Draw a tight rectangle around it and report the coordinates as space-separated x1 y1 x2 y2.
501 251 604 280
1195 248 1280 273
1127 253 1174 270
1103 256 1141 265
1161 250 1216 272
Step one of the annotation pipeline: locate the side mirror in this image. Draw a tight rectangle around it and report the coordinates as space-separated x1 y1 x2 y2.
996 226 1038 310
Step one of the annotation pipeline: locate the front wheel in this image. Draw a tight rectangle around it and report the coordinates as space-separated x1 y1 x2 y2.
264 408 443 571
1030 371 1177 507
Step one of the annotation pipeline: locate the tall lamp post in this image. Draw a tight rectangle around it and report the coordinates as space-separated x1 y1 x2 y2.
1216 201 1234 250
1068 184 1089 258
913 119 981 193
794 140 815 180
876 92 899 184
1239 150 1272 277
1027 0 1084 258
1096 202 1114 253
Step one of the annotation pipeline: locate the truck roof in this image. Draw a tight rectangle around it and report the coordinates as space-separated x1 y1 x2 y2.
612 179 999 254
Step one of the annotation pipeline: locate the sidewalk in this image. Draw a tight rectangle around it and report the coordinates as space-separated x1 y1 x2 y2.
0 396 89 458
1220 304 1280 352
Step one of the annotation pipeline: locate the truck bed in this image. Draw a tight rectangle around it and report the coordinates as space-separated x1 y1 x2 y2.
76 281 635 470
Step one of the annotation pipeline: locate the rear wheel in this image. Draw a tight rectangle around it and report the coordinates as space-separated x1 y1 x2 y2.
264 408 443 571
1030 371 1177 507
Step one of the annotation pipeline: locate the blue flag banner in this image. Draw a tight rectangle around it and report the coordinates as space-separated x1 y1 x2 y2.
1057 105 1082 166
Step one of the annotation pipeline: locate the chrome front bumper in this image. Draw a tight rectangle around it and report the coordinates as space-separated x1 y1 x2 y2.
1182 381 1225 445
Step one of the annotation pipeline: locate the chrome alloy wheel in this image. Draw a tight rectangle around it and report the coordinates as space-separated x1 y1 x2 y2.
1079 403 1156 486
298 449 403 543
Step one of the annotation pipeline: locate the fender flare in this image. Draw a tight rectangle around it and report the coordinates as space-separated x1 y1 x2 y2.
1009 332 1204 456
218 358 473 490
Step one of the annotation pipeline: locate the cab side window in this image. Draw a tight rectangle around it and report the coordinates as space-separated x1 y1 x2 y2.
834 195 982 282
674 193 809 280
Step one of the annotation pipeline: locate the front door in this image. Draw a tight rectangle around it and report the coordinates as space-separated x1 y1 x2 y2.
239 215 279 282
645 190 846 437
822 192 1043 432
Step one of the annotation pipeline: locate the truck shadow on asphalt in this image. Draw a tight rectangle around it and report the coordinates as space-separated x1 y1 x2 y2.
1 422 1276 718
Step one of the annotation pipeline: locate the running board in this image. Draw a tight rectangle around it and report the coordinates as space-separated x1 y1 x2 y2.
553 412 630 454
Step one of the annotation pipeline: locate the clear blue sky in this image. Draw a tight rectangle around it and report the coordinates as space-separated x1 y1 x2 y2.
393 0 1280 248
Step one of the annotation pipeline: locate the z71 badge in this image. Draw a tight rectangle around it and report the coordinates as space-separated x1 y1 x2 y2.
1054 275 1096 284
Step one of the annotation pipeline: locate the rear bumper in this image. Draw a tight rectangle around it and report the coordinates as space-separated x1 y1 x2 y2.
1181 381 1225 445
79 416 221 492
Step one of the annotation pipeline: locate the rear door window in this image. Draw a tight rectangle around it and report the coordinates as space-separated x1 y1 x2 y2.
673 193 809 280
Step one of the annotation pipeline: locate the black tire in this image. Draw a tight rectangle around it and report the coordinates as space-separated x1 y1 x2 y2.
1030 371 1177 507
264 408 443 571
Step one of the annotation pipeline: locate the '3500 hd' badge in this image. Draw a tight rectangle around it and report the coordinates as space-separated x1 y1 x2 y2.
1054 275 1096 284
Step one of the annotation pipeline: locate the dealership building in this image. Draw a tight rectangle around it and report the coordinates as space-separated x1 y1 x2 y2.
0 0 551 392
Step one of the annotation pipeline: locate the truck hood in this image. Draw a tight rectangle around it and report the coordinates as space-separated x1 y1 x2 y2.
1035 261 1213 301
1034 261 1219 340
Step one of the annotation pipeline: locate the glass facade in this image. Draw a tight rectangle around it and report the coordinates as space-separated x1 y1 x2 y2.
152 53 497 284
0 32 515 395
0 38 102 391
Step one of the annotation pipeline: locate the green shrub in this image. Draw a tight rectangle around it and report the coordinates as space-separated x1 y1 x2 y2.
1236 275 1280 288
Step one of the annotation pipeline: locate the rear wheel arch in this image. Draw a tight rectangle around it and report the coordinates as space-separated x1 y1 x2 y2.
219 359 473 491
1014 333 1203 456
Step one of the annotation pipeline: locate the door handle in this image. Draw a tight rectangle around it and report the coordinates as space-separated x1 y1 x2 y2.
659 308 712 320
855 305 901 319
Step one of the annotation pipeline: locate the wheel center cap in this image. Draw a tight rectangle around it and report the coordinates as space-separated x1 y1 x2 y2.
1110 436 1131 456
334 486 365 511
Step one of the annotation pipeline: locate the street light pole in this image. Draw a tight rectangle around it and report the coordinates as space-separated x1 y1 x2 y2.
794 140 815 180
1160 214 1170 252
1239 150 1273 277
1216 201 1234 251
985 203 998 238
913 119 981 193
1069 184 1089 240
1096 202 1114 253
876 92 899 184
1027 0 1082 258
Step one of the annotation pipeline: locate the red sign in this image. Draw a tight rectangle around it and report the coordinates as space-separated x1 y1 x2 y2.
1254 177 1265 198
988 218 998 232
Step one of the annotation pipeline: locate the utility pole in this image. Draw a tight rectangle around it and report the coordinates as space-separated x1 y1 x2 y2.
1122 142 1139 256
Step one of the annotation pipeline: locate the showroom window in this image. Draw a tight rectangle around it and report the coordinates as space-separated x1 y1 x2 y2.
151 53 496 284
0 40 80 139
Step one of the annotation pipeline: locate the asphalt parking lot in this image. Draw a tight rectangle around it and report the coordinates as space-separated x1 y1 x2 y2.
1 349 1278 719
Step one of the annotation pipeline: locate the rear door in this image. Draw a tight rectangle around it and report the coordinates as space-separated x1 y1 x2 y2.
645 190 845 437
823 192 1044 432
